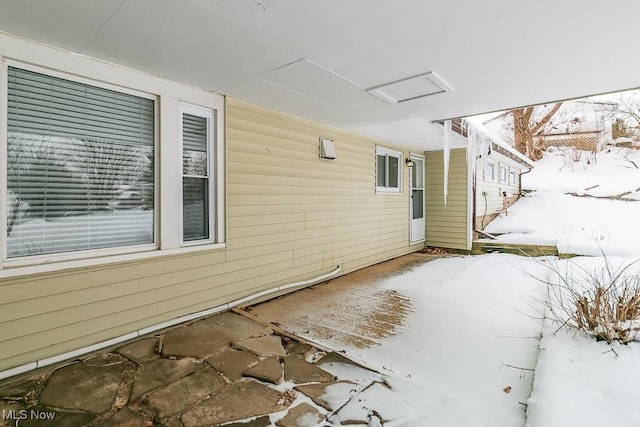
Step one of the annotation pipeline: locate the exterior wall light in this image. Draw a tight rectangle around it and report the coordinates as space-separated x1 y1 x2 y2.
405 158 415 167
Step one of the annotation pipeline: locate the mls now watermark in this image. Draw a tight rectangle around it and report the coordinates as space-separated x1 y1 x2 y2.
2 409 56 423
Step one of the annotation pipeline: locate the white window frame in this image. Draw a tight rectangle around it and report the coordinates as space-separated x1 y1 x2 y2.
376 146 403 194
498 164 508 183
2 61 159 266
509 168 517 185
485 160 496 181
180 104 216 246
0 48 225 275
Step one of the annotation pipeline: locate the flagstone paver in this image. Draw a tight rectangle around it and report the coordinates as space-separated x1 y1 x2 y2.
131 357 200 400
294 380 359 411
145 368 226 419
243 357 283 385
0 378 40 399
317 351 368 368
330 381 417 425
222 416 272 427
0 306 396 427
285 341 316 358
198 312 273 338
38 356 128 413
275 402 325 427
207 348 260 381
233 335 287 358
180 381 290 427
117 337 160 364
283 355 335 384
317 352 381 385
95 407 146 427
162 322 235 359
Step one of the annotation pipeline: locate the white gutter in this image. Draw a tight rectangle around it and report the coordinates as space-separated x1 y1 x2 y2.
0 265 342 381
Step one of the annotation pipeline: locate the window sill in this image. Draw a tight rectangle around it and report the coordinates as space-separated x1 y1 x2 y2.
0 243 226 279
376 187 403 195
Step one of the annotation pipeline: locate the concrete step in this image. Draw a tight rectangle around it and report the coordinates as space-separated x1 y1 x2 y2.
471 241 559 257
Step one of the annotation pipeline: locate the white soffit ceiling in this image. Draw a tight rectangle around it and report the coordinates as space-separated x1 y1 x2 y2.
367 72 454 104
353 118 451 151
0 0 640 149
79 0 299 92
262 59 373 106
0 0 124 51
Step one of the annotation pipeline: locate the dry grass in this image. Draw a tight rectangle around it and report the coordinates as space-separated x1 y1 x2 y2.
542 258 640 344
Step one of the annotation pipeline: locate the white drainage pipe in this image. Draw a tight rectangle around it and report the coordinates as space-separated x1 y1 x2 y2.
0 265 342 381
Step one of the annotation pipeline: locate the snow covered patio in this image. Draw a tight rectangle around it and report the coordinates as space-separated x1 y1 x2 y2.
251 252 548 425
0 252 549 426
2 247 639 425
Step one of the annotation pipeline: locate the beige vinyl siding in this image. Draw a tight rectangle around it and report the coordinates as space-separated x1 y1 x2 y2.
425 149 470 250
0 97 422 372
475 153 522 229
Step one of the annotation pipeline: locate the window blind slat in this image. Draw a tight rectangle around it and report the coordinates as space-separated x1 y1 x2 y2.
6 67 155 258
183 114 207 152
182 112 210 241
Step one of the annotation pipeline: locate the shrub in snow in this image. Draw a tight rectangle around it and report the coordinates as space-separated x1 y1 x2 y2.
541 257 640 344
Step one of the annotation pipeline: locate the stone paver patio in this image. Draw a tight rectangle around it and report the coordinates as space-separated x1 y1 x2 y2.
0 310 396 426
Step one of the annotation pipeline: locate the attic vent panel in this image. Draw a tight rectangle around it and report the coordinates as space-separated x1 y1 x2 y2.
367 71 453 104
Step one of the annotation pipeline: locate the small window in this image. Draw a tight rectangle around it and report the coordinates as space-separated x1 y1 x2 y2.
509 169 517 185
181 106 214 243
376 147 402 193
485 161 496 181
499 165 507 183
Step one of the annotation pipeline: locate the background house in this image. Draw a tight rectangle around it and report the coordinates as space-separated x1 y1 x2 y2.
425 121 533 252
475 133 534 231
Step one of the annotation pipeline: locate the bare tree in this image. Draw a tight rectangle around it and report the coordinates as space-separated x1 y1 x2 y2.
71 139 149 210
511 102 563 160
601 91 640 140
610 92 640 126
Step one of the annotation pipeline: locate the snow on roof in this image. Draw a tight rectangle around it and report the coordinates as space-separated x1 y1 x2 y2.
463 117 534 168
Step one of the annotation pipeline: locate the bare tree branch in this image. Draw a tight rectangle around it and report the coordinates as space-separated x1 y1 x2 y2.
532 102 563 135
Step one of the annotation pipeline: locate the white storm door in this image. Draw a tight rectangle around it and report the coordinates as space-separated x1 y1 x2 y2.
410 155 425 244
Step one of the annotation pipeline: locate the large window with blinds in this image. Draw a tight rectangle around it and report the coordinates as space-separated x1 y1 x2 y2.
6 66 155 258
181 105 214 243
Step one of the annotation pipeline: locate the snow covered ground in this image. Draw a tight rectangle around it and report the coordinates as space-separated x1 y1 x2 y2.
485 146 640 426
356 255 547 426
485 146 640 257
290 146 640 426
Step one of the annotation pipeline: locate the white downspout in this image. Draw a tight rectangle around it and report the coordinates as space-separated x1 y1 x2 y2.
0 265 342 381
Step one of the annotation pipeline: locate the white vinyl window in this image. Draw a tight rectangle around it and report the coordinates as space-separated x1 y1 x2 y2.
2 60 226 271
376 147 402 193
509 168 517 185
499 165 507 183
181 105 215 243
5 66 155 259
484 161 496 181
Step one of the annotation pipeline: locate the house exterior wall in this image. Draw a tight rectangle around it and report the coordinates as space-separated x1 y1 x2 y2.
0 87 423 373
475 152 524 230
425 149 469 250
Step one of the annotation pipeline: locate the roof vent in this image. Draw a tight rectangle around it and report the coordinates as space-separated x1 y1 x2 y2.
367 71 453 104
